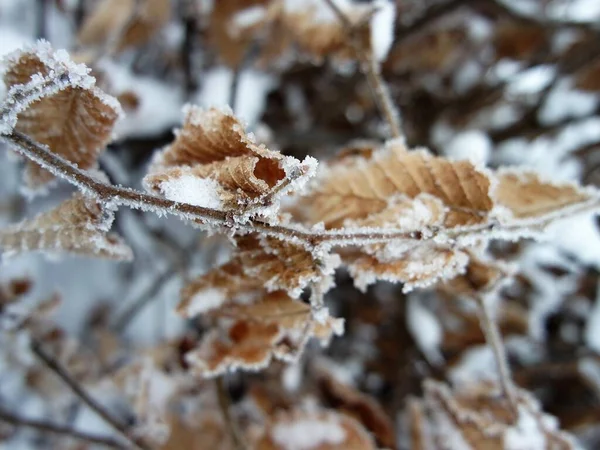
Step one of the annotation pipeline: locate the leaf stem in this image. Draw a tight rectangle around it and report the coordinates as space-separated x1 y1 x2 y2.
30 339 152 450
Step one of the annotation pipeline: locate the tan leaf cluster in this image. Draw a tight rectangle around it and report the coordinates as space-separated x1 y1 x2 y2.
161 415 233 450
178 234 339 317
185 291 344 377
408 380 577 450
3 44 121 189
293 139 596 291
254 408 376 450
0 195 132 260
144 106 315 212
78 0 171 52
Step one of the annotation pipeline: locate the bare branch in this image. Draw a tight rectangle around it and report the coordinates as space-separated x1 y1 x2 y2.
215 377 247 450
321 0 402 139
473 295 518 414
30 339 152 450
0 407 126 449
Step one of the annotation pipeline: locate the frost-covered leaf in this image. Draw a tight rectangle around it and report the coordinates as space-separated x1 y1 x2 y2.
442 256 510 297
144 106 316 216
254 407 376 450
409 380 578 450
178 234 339 316
345 246 469 293
296 139 493 229
1 42 122 190
77 0 171 52
185 291 344 377
0 194 132 260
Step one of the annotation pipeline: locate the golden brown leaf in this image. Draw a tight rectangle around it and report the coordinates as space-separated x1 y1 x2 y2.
254 408 376 450
78 0 171 52
495 170 592 221
442 256 509 297
0 194 132 260
185 291 344 377
297 140 493 229
3 43 121 189
144 106 315 212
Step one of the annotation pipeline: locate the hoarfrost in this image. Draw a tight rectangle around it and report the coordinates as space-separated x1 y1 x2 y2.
158 173 223 209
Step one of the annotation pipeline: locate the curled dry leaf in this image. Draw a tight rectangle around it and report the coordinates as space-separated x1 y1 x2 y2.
1 42 122 190
144 106 316 215
185 291 344 377
409 380 577 450
178 234 340 316
0 194 132 260
78 0 171 52
254 407 376 450
441 255 510 297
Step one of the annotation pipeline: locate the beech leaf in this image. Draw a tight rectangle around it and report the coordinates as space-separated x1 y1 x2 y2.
1 41 122 190
0 194 132 261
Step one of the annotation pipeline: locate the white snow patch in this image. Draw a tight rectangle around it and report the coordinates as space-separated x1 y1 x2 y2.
407 296 443 365
370 0 396 62
585 283 600 353
507 65 555 96
184 288 227 316
159 174 223 209
444 130 492 164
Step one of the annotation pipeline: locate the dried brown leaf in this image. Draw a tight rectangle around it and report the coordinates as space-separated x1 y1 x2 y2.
411 380 577 450
3 43 121 189
254 408 376 450
442 256 509 297
78 0 171 52
316 368 396 449
144 106 315 212
0 194 132 260
185 291 344 377
345 246 469 293
495 170 593 221
297 140 493 229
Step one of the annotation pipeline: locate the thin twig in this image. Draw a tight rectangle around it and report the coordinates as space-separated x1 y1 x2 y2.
3 131 600 250
0 407 126 449
473 295 519 414
215 377 247 450
322 0 402 138
30 339 151 450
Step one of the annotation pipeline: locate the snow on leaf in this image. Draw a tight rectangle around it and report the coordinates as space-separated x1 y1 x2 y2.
77 0 171 52
185 291 344 377
144 106 315 216
409 380 578 450
254 407 376 450
0 194 132 261
1 41 122 190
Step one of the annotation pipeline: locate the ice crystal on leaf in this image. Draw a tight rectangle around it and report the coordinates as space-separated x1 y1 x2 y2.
1 41 122 190
0 194 132 261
